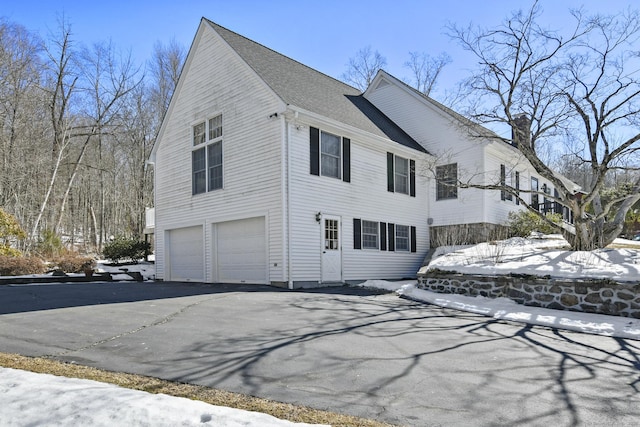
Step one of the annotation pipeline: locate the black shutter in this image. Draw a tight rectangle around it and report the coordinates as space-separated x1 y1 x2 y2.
554 189 561 215
310 127 320 176
388 223 395 251
515 171 520 205
380 222 387 251
500 164 506 200
410 159 416 197
387 152 394 192
410 226 417 252
342 137 351 183
353 218 361 250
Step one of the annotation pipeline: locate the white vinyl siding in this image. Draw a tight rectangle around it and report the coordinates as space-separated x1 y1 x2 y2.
288 118 429 282
154 24 285 283
366 75 488 227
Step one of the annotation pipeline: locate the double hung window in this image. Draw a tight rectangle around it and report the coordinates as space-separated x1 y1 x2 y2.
395 225 410 251
192 114 223 195
387 153 415 196
500 164 513 201
531 177 539 210
361 220 380 249
310 127 350 182
320 131 341 179
394 156 409 194
436 163 457 200
353 218 416 253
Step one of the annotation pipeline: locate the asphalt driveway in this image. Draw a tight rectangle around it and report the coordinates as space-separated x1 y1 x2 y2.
0 281 638 426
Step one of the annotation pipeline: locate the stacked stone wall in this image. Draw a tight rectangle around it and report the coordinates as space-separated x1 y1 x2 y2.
418 272 640 319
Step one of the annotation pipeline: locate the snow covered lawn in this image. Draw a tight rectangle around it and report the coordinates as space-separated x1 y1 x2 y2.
421 234 640 282
0 367 328 427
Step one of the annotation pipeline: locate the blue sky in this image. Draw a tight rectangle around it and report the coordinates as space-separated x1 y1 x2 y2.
4 0 635 97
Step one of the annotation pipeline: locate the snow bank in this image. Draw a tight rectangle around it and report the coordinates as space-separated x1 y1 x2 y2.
0 368 328 427
356 280 640 340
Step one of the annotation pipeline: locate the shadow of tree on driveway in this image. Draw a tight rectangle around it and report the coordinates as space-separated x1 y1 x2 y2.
147 290 640 426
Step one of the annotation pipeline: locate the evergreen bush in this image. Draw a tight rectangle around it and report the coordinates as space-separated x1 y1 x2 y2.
102 237 150 264
507 210 562 237
36 229 64 258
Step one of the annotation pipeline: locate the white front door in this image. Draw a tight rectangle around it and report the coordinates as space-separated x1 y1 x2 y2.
321 215 342 282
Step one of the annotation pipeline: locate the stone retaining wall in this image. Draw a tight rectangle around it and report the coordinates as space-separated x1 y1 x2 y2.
418 271 640 319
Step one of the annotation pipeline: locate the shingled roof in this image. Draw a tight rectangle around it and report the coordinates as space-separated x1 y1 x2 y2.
205 19 426 153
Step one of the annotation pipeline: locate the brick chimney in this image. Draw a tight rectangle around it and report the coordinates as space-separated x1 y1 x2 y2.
512 113 531 149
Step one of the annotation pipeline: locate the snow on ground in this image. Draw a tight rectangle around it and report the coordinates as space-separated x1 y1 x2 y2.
0 367 328 427
358 280 640 341
421 234 640 282
1 261 156 282
359 235 640 341
96 261 155 281
2 236 639 425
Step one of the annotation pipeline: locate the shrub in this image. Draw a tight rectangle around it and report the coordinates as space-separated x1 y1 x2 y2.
36 229 64 258
0 256 46 276
53 254 96 273
102 236 150 264
0 208 27 256
0 244 22 257
507 210 562 237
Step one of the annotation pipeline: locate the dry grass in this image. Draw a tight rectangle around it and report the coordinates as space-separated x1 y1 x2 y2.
607 241 640 249
0 352 396 427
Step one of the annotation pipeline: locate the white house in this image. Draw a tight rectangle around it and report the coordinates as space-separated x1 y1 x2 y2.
149 19 430 287
363 70 576 246
149 19 573 287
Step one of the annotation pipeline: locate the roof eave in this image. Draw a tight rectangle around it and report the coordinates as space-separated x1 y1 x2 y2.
286 105 431 156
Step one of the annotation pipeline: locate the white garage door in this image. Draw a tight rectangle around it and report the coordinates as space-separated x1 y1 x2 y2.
168 226 204 282
216 217 267 283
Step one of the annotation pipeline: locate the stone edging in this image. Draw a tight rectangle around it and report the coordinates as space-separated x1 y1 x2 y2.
418 271 640 319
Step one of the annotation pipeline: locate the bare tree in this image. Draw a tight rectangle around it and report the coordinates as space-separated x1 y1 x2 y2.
0 15 185 255
30 18 79 244
448 1 640 250
404 51 451 96
341 46 387 91
560 10 640 248
148 38 185 116
52 41 140 244
0 19 45 236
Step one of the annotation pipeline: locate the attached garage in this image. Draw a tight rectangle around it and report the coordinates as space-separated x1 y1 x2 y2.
215 216 267 284
167 225 204 282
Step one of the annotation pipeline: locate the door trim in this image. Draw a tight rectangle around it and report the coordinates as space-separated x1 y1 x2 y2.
320 214 342 283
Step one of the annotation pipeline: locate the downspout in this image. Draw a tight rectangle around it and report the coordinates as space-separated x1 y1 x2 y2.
286 118 294 289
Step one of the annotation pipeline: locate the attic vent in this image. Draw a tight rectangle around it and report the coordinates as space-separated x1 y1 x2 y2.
373 79 390 90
